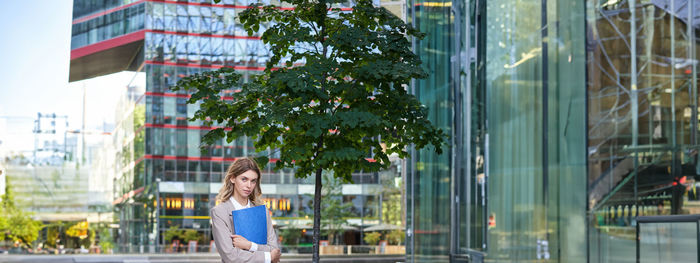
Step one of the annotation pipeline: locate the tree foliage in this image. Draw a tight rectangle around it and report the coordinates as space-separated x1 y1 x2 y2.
163 226 184 243
177 0 445 181
363 232 381 245
278 228 301 246
380 171 402 226
0 180 44 248
97 227 114 253
177 0 446 260
386 229 404 245
183 229 203 243
315 174 352 245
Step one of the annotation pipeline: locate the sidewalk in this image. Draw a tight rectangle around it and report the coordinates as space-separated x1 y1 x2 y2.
0 253 405 263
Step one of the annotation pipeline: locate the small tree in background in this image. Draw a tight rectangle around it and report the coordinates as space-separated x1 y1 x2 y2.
97 228 114 254
279 228 302 246
363 232 381 246
175 0 446 261
318 174 351 245
163 226 184 244
183 229 203 244
0 180 44 249
386 229 404 245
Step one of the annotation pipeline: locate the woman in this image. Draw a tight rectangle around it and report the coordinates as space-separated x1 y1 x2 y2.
210 157 281 263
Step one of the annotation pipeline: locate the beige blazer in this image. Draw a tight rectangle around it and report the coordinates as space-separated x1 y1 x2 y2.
210 199 280 263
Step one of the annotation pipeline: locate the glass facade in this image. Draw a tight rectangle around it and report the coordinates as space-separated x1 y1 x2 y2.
405 0 696 263
408 0 588 261
71 1 145 49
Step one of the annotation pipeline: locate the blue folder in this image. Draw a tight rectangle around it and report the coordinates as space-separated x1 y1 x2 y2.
232 205 267 245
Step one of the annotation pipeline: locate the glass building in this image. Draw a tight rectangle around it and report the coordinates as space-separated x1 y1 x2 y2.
407 0 698 262
70 0 394 253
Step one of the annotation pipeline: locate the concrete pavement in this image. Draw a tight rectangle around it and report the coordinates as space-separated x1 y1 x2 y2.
0 253 405 263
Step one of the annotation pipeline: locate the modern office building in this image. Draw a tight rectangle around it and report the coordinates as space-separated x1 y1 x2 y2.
407 0 699 262
70 0 397 253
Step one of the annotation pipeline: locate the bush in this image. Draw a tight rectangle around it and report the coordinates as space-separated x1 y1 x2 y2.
386 230 404 245
363 232 381 245
183 229 202 243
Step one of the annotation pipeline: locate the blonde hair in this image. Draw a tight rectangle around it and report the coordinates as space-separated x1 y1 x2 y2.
216 157 263 205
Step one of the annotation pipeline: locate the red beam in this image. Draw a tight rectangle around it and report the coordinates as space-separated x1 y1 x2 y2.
145 123 228 130
112 186 145 205
143 154 280 163
145 29 261 40
145 91 191 98
71 30 146 60
145 60 266 71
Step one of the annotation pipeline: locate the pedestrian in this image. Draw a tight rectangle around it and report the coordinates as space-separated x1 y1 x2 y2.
210 157 281 263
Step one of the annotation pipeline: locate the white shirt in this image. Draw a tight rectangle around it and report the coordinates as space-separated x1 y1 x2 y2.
230 197 271 263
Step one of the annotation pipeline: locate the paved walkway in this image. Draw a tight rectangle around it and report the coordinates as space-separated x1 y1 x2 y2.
0 253 405 263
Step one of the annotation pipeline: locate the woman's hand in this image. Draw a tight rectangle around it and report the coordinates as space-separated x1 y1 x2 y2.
231 235 252 250
271 248 281 263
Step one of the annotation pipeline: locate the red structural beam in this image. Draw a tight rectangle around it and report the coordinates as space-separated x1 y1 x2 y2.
145 60 266 71
145 29 261 40
70 30 146 60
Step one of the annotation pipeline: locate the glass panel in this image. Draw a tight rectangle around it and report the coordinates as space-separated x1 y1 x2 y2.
480 0 587 261
163 96 176 122
224 9 236 35
484 0 545 260
164 3 177 31
409 0 453 260
640 222 698 263
201 37 212 64
187 36 200 63
163 34 175 63
234 39 246 66
188 5 200 33
213 7 225 35
200 6 212 34
211 37 223 65
187 130 201 157
177 4 188 32
176 35 188 63
176 129 187 156
153 2 164 30
544 0 587 260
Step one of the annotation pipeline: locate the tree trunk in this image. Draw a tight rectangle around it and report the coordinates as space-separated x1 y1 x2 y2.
312 166 323 263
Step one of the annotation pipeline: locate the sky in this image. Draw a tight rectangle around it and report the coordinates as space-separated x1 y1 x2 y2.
0 1 127 156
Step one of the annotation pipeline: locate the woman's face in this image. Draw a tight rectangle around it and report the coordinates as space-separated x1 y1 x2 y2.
231 170 259 198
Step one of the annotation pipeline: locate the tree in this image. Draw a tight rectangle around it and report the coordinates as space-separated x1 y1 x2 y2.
0 180 44 249
301 174 352 245
317 174 351 245
163 226 184 244
380 170 402 226
278 228 301 246
97 228 114 253
175 0 446 261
